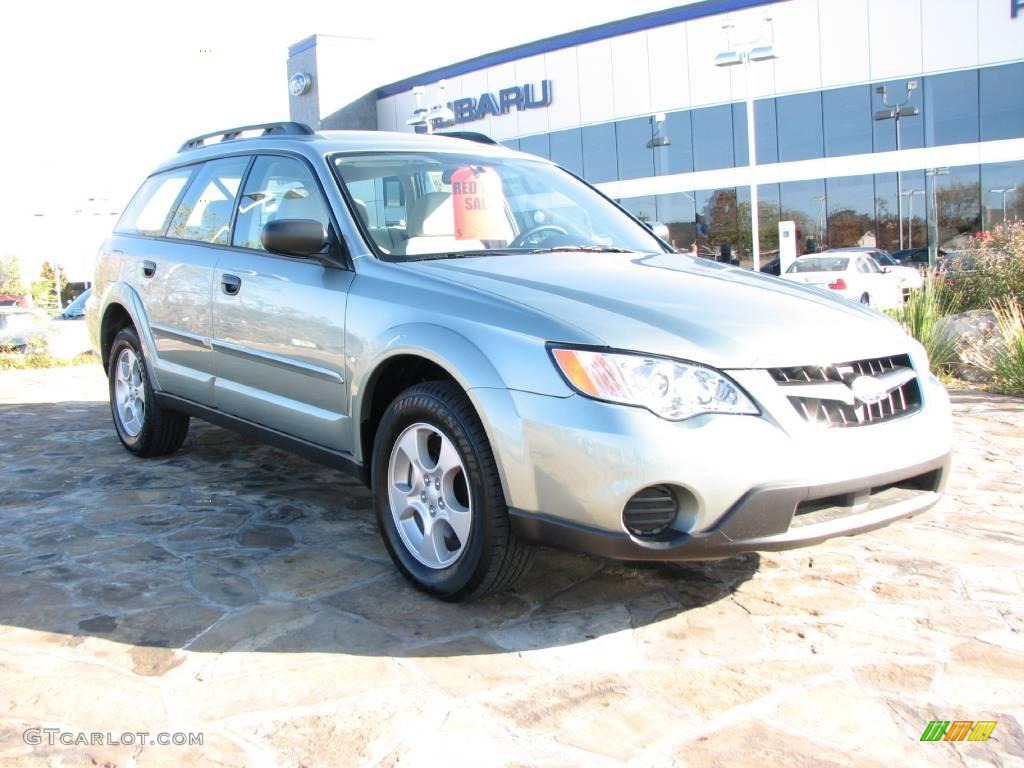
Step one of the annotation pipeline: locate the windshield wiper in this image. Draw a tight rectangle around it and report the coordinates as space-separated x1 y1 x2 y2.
527 245 641 254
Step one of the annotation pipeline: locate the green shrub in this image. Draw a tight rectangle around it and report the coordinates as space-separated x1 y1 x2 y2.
0 351 95 370
951 221 1024 311
886 281 958 374
989 297 1024 395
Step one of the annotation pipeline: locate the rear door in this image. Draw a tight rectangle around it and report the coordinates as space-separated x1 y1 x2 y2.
210 154 355 452
136 156 251 404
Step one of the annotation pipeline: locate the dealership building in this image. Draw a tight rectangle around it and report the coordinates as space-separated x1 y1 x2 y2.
288 0 1024 265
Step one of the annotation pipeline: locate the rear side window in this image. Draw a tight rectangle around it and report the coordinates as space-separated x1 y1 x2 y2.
166 156 251 244
232 156 331 252
115 169 194 236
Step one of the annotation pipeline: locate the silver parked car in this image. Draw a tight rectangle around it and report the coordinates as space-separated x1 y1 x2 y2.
87 123 952 600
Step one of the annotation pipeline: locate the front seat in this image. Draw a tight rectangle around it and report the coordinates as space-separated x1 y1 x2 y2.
403 192 485 256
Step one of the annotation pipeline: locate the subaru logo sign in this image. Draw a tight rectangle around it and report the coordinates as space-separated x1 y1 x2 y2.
850 375 889 406
289 72 312 97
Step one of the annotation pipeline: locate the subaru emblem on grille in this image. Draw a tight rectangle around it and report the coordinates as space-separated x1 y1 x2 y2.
850 375 889 405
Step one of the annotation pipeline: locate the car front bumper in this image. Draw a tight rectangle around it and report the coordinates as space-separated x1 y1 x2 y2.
471 361 952 561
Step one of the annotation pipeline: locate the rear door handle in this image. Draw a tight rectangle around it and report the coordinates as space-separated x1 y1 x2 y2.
142 260 156 278
221 274 242 296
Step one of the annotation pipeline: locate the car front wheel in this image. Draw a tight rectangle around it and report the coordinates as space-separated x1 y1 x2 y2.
372 381 532 601
108 327 190 457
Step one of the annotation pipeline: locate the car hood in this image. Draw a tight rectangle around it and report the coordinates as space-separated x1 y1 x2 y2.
412 252 913 368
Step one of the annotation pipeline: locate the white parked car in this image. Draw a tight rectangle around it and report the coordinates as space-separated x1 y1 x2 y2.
873 251 924 295
782 252 904 309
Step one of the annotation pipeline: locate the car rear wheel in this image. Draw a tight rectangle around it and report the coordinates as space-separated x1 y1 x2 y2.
372 381 533 601
108 327 190 457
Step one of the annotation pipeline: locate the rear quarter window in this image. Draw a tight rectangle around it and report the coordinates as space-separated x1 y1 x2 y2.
115 168 195 237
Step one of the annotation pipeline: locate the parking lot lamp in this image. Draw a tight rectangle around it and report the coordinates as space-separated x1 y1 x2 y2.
874 81 919 250
715 18 775 272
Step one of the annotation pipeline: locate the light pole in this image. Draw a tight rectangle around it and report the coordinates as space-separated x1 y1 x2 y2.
989 187 1015 224
926 167 949 271
900 188 925 248
714 18 776 272
874 80 919 251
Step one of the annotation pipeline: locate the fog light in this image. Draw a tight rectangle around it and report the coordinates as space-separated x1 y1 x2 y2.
622 485 678 537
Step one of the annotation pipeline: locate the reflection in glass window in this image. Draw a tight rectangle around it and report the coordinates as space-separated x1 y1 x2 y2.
694 187 738 261
825 174 876 248
519 134 551 160
655 111 694 175
756 183 781 260
502 139 520 152
581 123 618 184
166 156 249 245
780 178 826 255
549 129 583 177
616 117 655 181
924 70 979 147
871 79 924 152
776 92 823 162
618 195 657 225
823 85 872 157
692 105 735 172
656 192 697 251
733 103 748 167
927 165 980 251
233 156 331 253
115 168 194 237
980 62 1024 142
754 99 778 165
875 170 927 253
980 160 1024 230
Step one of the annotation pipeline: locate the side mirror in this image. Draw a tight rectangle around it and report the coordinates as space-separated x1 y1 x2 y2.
261 219 329 258
643 220 671 241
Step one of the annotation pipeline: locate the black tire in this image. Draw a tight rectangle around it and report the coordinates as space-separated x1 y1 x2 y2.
371 380 533 601
107 327 190 457
860 293 871 306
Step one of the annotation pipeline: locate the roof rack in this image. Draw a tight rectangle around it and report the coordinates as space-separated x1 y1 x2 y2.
436 131 498 145
178 122 315 153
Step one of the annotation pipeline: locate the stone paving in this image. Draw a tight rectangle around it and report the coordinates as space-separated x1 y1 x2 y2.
0 365 1021 767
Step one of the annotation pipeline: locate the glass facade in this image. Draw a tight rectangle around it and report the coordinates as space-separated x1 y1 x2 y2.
497 62 1021 262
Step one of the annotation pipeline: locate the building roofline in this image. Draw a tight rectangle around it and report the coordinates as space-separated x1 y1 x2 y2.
374 0 776 99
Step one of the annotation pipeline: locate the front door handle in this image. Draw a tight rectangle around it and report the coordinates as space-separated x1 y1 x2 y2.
142 260 156 278
221 274 242 296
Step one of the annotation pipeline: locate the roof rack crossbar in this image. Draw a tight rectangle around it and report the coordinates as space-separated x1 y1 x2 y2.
178 122 315 152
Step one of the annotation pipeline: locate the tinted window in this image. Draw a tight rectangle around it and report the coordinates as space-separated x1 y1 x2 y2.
656 192 697 251
618 195 657 224
655 111 694 175
874 169 927 252
787 256 848 273
780 178 826 255
616 117 655 180
756 183 781 256
115 168 194 237
871 79 924 151
927 164 980 250
753 99 778 164
980 62 1024 142
549 129 583 177
501 139 520 152
692 105 735 172
166 157 249 244
981 160 1024 230
233 156 331 253
823 85 872 157
581 123 618 183
519 133 551 160
924 70 979 146
776 92 823 162
825 174 875 248
694 187 738 260
732 103 748 167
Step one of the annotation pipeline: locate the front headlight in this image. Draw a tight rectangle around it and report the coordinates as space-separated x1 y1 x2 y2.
549 347 759 420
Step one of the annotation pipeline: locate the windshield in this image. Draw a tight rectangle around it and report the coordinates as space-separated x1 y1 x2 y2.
331 151 665 261
874 253 895 266
787 256 849 273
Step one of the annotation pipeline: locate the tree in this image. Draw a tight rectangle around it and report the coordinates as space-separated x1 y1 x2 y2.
30 261 67 312
0 255 27 298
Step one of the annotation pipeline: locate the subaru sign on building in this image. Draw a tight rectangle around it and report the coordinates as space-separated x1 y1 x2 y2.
289 0 1024 263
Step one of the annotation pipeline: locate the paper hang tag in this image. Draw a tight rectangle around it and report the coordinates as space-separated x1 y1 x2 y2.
451 166 510 241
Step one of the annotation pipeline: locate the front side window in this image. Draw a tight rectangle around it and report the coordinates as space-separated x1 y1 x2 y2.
115 168 194 237
233 156 331 252
167 157 250 244
331 151 664 261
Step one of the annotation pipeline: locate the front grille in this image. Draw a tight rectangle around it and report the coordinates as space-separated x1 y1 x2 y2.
769 354 921 427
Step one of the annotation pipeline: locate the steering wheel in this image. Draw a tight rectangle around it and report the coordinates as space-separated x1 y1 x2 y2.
510 224 569 249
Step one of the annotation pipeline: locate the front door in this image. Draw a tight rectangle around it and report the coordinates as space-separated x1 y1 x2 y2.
210 155 354 452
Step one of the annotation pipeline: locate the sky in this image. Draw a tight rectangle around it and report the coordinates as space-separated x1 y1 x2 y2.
0 0 688 222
